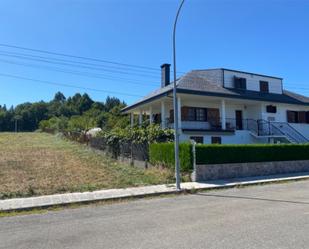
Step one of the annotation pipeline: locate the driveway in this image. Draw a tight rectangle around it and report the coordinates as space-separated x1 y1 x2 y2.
1 181 308 249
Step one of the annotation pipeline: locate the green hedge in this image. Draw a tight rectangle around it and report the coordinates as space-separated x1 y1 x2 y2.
196 144 309 164
149 143 193 171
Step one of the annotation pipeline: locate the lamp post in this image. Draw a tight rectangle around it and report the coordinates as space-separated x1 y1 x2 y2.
173 0 185 190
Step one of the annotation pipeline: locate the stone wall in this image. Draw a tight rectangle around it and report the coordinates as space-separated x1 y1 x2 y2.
193 160 309 181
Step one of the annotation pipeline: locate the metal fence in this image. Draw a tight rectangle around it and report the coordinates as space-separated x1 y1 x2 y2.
62 132 149 168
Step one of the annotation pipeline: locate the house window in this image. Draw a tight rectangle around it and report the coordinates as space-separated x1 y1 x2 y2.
211 136 222 144
260 81 269 93
266 105 277 113
187 108 196 121
298 111 307 123
190 136 204 144
181 107 207 121
287 111 307 123
234 77 247 90
307 112 309 124
196 108 206 121
287 111 298 123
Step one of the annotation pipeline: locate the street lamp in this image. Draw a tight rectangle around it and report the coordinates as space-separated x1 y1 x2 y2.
173 0 185 190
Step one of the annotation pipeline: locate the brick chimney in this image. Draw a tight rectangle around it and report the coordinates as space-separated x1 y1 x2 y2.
161 63 171 88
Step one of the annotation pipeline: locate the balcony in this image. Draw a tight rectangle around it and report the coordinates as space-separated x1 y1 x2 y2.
165 118 248 132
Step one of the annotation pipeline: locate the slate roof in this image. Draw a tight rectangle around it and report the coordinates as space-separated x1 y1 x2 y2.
122 70 309 112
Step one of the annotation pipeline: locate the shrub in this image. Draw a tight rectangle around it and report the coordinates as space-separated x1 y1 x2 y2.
149 143 193 172
39 116 68 132
196 144 309 164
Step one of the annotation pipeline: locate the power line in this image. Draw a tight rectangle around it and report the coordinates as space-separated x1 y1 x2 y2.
0 43 185 74
0 50 160 75
0 52 159 79
0 58 160 87
0 43 162 72
0 72 144 97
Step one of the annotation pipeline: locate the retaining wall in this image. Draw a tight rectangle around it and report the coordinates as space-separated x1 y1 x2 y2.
193 160 309 181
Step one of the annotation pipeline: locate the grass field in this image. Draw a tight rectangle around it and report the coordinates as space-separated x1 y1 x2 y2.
0 133 175 199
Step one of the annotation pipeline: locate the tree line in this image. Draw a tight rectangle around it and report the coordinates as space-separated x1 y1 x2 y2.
0 92 128 132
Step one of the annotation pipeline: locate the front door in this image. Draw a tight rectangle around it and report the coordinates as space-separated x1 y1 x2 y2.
235 110 243 130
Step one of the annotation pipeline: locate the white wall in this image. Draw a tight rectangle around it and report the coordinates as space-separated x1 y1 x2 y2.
180 130 265 145
260 102 309 122
223 70 283 94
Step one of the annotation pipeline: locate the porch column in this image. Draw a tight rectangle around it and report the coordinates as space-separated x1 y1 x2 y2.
161 101 166 128
177 96 182 130
130 113 134 127
221 99 226 130
138 109 143 126
149 106 153 124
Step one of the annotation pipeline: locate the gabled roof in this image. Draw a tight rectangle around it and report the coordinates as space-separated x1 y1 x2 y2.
122 70 309 112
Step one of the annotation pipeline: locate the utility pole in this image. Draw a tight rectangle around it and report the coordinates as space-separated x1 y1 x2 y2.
173 0 185 190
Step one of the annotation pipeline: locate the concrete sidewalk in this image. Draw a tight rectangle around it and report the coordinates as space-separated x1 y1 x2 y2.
1 172 309 212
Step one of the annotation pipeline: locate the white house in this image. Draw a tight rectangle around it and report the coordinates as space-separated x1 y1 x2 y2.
122 64 309 144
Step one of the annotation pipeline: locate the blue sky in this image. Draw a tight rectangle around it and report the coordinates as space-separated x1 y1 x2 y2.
0 0 308 107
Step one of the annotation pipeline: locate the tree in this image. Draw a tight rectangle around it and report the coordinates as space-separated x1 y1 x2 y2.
53 92 66 103
104 96 125 112
67 115 97 133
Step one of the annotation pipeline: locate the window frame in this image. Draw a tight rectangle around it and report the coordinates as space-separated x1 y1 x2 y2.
260 81 269 93
195 108 207 121
211 136 222 144
190 136 204 144
266 105 277 113
234 77 247 90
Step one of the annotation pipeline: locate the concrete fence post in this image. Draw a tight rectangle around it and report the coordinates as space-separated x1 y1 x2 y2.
191 140 197 181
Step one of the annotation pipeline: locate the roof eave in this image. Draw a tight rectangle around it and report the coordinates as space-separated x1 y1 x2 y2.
121 89 173 113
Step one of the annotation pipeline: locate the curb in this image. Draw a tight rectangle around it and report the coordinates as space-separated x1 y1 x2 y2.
1 173 309 212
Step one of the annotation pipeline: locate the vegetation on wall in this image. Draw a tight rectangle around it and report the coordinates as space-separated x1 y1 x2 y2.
149 143 193 172
99 124 174 145
196 144 309 164
149 143 309 171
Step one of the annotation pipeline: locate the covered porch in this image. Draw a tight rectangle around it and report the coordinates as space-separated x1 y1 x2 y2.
124 94 265 133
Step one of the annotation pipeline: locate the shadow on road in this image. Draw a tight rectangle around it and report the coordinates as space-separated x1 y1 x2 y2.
194 193 309 205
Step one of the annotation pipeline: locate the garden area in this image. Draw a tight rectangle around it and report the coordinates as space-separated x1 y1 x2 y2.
0 132 175 199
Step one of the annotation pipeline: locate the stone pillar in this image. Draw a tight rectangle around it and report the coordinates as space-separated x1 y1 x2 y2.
161 101 166 128
130 113 134 127
149 107 153 124
138 110 143 126
221 99 226 130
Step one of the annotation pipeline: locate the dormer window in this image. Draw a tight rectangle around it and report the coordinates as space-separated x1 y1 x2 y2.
234 77 246 90
260 81 269 93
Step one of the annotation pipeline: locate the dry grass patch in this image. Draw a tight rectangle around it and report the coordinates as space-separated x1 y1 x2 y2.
0 133 175 199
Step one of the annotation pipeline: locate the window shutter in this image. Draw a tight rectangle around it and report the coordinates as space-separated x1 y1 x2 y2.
306 112 309 124
298 111 306 123
287 111 294 123
207 108 220 125
181 106 189 121
260 81 269 93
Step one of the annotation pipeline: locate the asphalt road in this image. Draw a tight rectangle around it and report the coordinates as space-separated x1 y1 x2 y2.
1 181 309 249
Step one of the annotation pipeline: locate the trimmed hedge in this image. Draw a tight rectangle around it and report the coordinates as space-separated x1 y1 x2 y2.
196 144 309 165
149 143 193 171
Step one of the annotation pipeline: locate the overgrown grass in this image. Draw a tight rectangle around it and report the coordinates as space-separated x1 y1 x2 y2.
0 132 175 199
